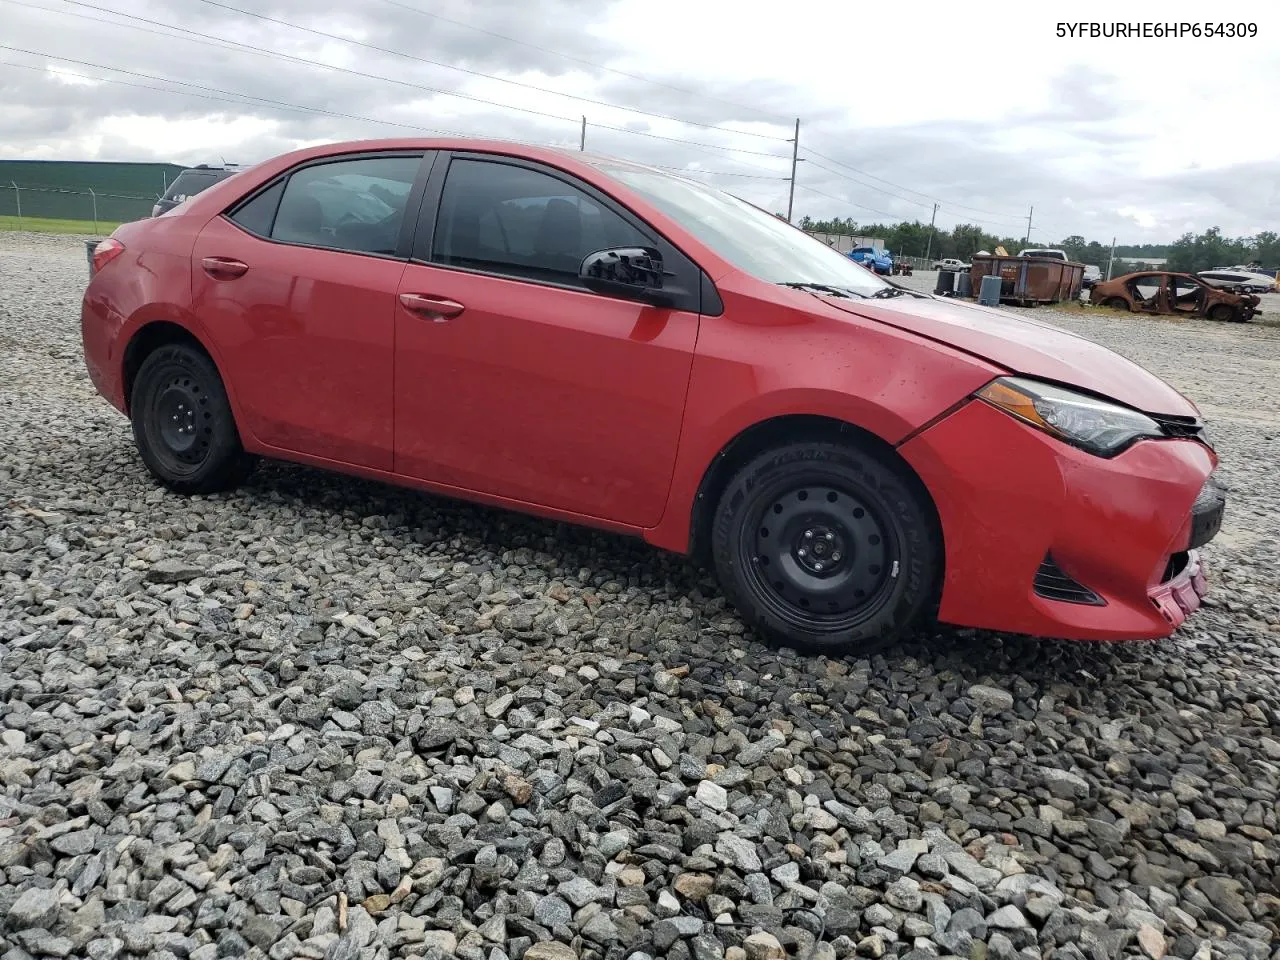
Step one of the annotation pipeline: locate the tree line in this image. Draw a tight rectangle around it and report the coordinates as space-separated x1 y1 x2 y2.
796 214 1278 275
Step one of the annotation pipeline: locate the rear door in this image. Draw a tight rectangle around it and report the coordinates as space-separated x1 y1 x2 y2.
391 153 702 526
191 150 434 470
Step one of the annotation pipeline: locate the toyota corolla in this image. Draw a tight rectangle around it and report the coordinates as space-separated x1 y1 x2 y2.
81 138 1225 651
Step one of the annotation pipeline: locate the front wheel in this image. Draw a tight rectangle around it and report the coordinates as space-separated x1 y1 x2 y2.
130 343 255 494
710 441 941 652
1207 304 1237 322
1102 297 1130 311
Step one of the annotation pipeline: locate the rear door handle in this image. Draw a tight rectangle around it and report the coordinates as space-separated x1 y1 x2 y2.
202 257 249 280
399 293 465 322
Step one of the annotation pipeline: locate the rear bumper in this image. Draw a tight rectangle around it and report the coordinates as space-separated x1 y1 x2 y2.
899 400 1221 641
81 286 128 414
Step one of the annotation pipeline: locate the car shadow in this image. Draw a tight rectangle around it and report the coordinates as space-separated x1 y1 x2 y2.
233 458 1157 694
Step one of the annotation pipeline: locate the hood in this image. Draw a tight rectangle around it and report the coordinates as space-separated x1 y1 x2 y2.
826 294 1199 417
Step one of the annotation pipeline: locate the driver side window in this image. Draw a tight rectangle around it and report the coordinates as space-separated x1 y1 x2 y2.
264 155 423 256
431 158 651 287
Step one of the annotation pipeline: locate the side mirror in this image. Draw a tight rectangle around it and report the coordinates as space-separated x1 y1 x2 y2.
579 247 669 302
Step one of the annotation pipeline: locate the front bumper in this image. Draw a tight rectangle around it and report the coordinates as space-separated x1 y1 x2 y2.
899 399 1221 641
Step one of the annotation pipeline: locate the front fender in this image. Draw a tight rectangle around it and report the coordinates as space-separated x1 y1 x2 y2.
643 284 1004 554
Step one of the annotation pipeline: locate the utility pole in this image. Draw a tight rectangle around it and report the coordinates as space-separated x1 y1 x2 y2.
786 117 800 224
1107 236 1116 280
1024 205 1033 244
579 117 586 152
924 202 938 263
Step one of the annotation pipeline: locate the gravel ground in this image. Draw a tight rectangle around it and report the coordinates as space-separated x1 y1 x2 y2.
2 235 1279 960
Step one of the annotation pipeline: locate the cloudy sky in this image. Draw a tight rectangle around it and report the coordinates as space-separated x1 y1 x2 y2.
3 0 1278 244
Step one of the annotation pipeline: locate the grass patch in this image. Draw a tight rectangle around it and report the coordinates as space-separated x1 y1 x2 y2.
0 215 122 236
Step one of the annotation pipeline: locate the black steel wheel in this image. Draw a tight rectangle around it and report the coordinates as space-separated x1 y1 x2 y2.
1207 304 1236 322
711 440 941 652
130 342 254 494
1102 297 1130 311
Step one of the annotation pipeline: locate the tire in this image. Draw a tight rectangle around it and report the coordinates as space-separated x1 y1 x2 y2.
710 441 941 653
129 343 255 494
1102 297 1130 311
1207 304 1236 322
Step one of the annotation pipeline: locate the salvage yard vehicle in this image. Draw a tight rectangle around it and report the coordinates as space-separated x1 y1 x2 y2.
1092 270 1260 322
82 138 1224 650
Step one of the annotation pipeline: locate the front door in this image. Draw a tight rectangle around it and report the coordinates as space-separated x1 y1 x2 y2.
191 152 428 470
1125 273 1164 314
392 155 701 527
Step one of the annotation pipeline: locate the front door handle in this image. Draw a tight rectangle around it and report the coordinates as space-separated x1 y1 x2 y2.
202 257 249 280
399 293 465 322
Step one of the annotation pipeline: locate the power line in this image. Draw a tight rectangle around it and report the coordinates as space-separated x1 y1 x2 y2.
372 0 793 125
4 1 580 127
651 164 790 181
5 0 791 164
0 51 793 195
795 184 902 223
0 50 543 142
801 157 935 212
802 145 1028 224
189 0 792 145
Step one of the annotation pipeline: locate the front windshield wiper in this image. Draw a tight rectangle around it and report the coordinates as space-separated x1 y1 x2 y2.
870 287 906 298
777 281 865 299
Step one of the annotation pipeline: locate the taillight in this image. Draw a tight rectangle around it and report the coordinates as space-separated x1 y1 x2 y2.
92 238 126 273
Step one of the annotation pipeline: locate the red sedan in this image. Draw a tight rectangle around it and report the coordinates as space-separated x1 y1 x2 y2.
81 139 1224 649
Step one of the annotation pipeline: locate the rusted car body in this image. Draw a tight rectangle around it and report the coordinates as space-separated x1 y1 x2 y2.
969 254 1084 305
1091 271 1260 323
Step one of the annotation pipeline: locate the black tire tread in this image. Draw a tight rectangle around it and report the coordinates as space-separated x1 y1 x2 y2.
709 440 941 653
129 343 255 495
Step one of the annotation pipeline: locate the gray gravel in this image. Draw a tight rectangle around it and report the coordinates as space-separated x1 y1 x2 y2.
2 233 1279 960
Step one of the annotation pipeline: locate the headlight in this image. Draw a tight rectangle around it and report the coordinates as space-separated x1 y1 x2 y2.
977 376 1161 457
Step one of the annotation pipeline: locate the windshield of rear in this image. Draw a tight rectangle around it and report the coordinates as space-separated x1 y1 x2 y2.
593 162 891 296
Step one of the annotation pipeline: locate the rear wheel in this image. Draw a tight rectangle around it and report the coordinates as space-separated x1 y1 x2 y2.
710 441 941 652
130 343 255 494
1207 304 1237 322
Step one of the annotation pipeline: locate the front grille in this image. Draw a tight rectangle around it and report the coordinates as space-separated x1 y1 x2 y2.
1033 553 1105 605
1152 415 1210 447
1161 551 1190 584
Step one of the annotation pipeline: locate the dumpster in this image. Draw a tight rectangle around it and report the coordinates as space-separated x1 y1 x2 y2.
969 254 1084 305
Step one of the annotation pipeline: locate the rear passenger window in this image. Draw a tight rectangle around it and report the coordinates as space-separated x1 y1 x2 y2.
267 155 423 256
432 159 650 286
229 181 284 237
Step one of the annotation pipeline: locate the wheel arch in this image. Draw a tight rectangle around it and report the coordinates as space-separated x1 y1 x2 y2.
685 413 943 570
121 320 220 415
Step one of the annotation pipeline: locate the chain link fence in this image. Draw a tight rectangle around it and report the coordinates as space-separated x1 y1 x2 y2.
1 182 162 232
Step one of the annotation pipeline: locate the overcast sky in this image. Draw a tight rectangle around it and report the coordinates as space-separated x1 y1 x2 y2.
2 0 1278 244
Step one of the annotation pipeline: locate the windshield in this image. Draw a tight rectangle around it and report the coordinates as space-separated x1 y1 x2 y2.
591 161 891 296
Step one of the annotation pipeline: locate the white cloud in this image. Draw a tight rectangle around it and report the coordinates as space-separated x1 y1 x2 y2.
1 0 1277 242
